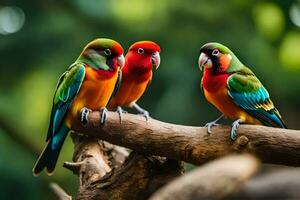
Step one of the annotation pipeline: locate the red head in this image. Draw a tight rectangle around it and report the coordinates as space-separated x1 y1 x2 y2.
124 41 161 74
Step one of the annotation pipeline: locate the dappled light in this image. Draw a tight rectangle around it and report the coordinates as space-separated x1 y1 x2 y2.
279 31 300 70
253 2 285 41
290 0 300 27
0 6 25 35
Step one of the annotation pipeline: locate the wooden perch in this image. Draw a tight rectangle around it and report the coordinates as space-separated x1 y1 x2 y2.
66 132 184 200
72 111 300 167
149 154 260 200
50 182 72 200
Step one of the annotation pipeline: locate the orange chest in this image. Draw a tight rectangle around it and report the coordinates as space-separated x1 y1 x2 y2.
203 85 262 124
203 87 239 118
65 68 119 128
75 76 117 109
78 67 118 107
109 77 151 108
202 71 238 118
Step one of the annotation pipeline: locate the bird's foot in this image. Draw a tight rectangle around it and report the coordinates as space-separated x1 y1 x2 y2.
139 110 150 121
204 114 224 134
204 121 219 134
80 107 91 126
131 103 150 121
100 108 108 125
116 106 127 123
231 119 242 140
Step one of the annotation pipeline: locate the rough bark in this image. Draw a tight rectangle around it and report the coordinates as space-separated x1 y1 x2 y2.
72 111 300 167
50 183 72 200
65 133 184 200
150 154 260 200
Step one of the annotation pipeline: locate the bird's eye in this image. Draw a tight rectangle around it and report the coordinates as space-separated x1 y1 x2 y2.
104 49 112 56
212 49 220 56
138 48 144 54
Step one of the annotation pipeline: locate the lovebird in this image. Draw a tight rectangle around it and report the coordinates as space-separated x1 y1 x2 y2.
108 41 161 120
32 38 125 175
198 42 286 140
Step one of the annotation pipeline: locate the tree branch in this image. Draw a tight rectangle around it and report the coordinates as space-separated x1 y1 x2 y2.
50 182 72 200
149 154 260 200
72 111 300 167
67 132 184 200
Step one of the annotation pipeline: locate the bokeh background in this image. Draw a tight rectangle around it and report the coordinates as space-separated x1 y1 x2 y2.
0 0 299 199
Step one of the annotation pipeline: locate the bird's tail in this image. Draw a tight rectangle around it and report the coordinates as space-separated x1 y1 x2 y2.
32 125 69 176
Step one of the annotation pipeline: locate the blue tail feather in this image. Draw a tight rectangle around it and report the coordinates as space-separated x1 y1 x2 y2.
247 109 287 129
32 125 69 176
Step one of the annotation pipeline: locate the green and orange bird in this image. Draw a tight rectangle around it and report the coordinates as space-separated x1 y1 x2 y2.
198 42 286 140
108 41 161 120
32 38 125 175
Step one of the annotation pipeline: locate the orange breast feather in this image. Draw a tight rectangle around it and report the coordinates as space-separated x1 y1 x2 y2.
65 66 119 128
203 87 262 125
108 74 151 108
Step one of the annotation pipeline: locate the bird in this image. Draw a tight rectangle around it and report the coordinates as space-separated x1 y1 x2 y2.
108 41 161 121
32 38 125 175
198 42 286 140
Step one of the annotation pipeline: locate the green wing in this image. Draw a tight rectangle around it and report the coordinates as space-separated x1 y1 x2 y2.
46 63 86 141
227 67 286 128
108 67 122 104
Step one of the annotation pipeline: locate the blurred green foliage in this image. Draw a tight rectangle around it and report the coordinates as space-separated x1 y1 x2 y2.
0 0 299 199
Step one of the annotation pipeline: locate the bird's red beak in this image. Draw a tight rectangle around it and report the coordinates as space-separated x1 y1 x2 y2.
151 51 160 70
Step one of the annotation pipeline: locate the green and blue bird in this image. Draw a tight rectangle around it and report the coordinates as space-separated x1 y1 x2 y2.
33 38 125 175
198 42 287 140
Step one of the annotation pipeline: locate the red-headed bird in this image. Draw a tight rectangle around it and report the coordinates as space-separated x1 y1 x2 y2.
32 38 124 175
108 41 161 120
198 42 286 140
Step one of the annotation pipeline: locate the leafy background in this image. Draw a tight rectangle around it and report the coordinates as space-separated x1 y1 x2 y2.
0 0 299 199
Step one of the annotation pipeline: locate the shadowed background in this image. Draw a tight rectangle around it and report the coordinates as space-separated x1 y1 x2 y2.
0 0 299 199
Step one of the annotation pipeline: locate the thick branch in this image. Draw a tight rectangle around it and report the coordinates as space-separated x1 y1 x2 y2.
50 183 72 200
67 132 184 200
73 111 300 167
150 154 259 200
65 133 123 188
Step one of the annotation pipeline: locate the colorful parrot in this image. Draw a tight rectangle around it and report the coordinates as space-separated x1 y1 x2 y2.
32 38 124 175
198 42 286 140
108 41 161 120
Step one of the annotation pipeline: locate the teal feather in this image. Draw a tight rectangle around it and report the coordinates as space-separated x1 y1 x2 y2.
33 63 85 175
33 125 69 175
227 70 287 128
47 63 85 140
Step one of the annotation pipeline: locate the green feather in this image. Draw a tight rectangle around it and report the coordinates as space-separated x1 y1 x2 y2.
76 38 122 71
77 51 110 71
227 67 262 93
47 63 85 141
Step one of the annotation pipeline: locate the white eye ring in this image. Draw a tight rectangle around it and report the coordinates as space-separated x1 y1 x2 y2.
104 49 112 56
212 49 220 56
138 48 144 54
